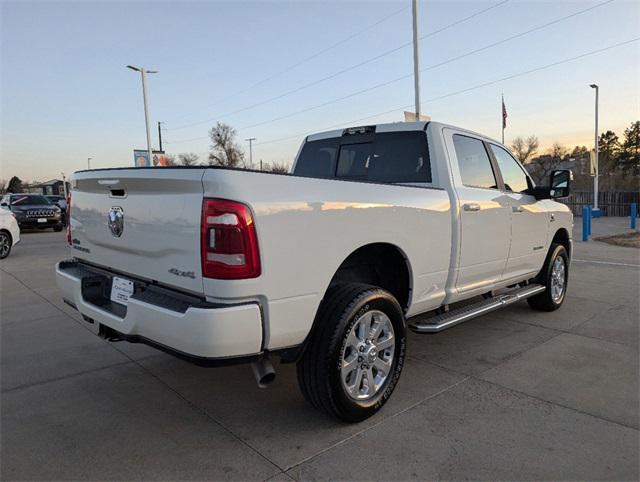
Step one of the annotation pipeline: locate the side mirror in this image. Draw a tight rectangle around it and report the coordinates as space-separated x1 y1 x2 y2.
549 169 571 199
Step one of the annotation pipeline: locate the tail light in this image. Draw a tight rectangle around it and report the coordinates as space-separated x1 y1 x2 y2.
201 199 261 279
66 191 72 245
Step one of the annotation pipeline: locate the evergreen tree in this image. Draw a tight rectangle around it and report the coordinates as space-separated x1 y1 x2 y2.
6 176 23 193
619 121 640 176
598 130 620 174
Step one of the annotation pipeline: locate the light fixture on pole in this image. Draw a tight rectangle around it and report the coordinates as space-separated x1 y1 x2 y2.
127 65 158 163
245 137 256 168
589 84 600 217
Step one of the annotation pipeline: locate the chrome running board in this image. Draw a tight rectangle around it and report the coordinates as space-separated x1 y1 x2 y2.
408 284 546 334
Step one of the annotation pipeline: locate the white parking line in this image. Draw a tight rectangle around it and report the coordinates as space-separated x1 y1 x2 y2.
573 259 640 268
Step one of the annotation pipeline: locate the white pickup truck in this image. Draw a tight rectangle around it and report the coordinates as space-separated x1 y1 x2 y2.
56 121 573 421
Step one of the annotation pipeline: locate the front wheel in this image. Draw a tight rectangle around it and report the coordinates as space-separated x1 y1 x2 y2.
297 283 406 422
53 226 63 232
528 243 569 311
0 231 12 259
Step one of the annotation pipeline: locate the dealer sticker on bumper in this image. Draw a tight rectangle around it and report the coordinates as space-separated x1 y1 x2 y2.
110 277 134 306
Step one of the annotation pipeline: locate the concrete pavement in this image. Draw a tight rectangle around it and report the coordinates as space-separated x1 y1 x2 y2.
1 218 638 480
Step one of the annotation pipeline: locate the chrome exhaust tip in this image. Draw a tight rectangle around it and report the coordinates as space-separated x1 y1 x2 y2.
251 355 276 388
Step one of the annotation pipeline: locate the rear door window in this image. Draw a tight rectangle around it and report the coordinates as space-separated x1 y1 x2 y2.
452 135 498 189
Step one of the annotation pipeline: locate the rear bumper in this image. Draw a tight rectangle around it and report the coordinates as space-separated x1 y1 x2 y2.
55 260 263 361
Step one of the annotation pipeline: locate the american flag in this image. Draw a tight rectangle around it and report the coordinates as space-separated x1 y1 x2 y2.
502 95 508 129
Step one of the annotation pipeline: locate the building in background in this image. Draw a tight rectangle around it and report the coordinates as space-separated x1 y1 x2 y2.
24 179 67 196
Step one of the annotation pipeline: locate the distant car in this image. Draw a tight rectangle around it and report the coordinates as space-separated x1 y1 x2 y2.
0 208 20 259
0 194 63 232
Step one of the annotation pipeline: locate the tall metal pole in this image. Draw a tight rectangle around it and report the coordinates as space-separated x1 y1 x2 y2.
140 69 153 161
590 84 599 213
61 173 67 198
87 157 92 170
412 0 421 118
127 65 158 165
245 137 256 167
158 122 163 152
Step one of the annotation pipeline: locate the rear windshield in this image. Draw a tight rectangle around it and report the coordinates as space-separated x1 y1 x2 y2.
11 195 51 205
294 131 431 183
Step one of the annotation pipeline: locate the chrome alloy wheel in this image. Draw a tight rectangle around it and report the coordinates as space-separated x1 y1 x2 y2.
550 256 566 302
340 310 395 400
0 233 10 258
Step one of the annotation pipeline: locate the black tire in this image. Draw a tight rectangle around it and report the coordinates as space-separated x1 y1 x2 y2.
296 282 406 422
53 226 63 232
0 231 12 259
527 243 569 311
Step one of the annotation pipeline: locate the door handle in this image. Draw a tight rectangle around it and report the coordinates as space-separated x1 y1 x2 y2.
512 206 523 213
463 203 481 212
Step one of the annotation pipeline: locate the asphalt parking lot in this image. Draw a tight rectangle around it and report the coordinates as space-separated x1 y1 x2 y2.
1 219 638 481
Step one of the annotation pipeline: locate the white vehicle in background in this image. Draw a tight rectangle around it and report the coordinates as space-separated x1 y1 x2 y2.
56 121 573 422
0 208 20 259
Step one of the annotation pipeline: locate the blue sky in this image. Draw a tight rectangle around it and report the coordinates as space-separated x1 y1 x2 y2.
2 0 639 181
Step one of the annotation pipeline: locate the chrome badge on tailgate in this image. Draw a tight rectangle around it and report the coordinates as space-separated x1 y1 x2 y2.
108 206 124 237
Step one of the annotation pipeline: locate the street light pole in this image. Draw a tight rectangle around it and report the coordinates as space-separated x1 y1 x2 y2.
87 157 92 170
411 0 421 118
245 137 256 167
590 84 600 215
158 122 164 152
61 173 67 198
127 65 158 163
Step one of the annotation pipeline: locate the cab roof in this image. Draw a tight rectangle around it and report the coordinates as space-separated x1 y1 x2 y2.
305 121 503 146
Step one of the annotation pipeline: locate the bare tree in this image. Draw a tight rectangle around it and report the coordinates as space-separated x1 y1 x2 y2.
178 153 200 166
266 161 290 174
511 135 539 164
550 142 566 160
524 142 567 185
208 122 245 168
164 155 177 166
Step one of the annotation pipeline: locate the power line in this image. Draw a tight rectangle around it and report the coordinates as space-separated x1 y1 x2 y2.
168 0 511 131
252 37 639 147
167 0 615 145
242 0 615 130
169 4 410 124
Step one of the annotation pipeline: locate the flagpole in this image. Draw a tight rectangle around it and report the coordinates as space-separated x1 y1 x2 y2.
501 94 505 144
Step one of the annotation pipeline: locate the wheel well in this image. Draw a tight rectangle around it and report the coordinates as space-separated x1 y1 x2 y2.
329 243 411 311
552 228 571 259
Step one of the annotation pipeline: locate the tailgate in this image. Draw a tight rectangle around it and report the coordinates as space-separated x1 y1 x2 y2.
69 169 205 294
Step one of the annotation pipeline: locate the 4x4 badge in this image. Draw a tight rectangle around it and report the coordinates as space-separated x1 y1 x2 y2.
108 206 124 238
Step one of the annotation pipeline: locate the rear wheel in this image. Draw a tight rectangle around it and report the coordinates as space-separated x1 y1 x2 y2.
297 283 406 422
527 243 569 311
0 231 12 259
